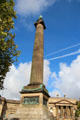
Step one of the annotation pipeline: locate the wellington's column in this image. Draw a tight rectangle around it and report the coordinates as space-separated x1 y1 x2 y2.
21 16 49 106
8 17 54 120
30 16 46 84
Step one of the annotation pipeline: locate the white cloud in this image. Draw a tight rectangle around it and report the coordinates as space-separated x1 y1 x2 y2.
15 0 56 16
15 0 80 17
0 60 51 100
43 60 51 85
1 62 31 100
51 55 80 99
1 55 80 100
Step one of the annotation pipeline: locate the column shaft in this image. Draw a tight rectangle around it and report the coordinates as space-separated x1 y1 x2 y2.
30 24 44 84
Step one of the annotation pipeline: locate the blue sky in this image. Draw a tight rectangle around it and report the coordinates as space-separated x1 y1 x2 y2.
1 0 80 100
14 0 80 68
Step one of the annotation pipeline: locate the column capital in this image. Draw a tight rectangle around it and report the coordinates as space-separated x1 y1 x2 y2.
34 16 46 29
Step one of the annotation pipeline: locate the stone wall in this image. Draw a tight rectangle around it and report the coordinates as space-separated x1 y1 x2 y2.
0 97 77 120
4 100 20 119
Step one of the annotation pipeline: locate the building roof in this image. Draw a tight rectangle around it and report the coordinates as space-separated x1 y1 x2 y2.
48 97 77 105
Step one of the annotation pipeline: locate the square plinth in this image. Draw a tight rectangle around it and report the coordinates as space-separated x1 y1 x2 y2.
20 92 49 106
20 84 50 106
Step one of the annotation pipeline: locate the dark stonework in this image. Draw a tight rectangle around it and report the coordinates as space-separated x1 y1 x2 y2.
43 97 47 105
23 97 39 105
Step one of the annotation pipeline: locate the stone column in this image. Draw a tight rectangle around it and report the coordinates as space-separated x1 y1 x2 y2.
64 106 68 119
53 106 56 118
67 106 70 119
61 106 64 118
63 106 65 119
70 107 73 117
59 106 61 118
69 106 72 118
65 106 68 119
30 17 46 84
71 107 75 120
58 106 61 118
56 106 59 120
60 106 64 119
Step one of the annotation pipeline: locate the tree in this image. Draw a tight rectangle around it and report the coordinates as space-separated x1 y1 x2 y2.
0 0 20 89
75 101 80 117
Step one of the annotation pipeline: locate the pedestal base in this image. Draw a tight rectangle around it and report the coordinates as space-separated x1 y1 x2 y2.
7 84 54 120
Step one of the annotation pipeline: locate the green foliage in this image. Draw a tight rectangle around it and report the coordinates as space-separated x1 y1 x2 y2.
0 0 20 89
75 101 80 117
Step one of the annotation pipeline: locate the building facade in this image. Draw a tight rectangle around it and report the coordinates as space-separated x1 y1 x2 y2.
48 97 77 120
0 96 77 120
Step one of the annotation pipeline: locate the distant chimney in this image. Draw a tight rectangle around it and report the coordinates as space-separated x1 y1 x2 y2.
56 94 59 97
64 94 66 98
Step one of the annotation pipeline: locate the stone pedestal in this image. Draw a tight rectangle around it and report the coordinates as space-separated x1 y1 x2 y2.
7 83 54 120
